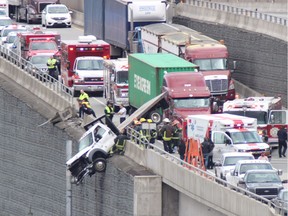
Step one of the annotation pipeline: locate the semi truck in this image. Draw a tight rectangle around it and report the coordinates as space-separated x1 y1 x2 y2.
128 53 213 124
185 113 271 162
84 0 167 58
60 35 110 95
223 96 288 147
7 0 59 23
139 23 236 111
103 58 129 112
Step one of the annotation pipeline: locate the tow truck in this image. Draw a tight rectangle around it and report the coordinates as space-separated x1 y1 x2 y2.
223 96 288 147
103 58 129 111
60 35 110 95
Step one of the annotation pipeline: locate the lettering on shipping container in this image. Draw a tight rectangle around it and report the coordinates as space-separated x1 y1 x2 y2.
134 74 151 95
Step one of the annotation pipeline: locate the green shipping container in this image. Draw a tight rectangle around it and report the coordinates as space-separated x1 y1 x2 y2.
128 53 198 109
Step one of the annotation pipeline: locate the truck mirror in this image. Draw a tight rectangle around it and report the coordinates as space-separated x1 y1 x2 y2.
233 60 237 70
238 180 245 185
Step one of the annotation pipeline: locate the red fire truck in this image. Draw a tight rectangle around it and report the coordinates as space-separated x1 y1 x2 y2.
11 29 61 61
60 35 110 95
223 96 288 147
103 58 129 111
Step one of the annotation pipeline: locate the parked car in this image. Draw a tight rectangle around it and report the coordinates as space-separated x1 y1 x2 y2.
0 16 12 34
66 116 119 184
1 31 17 57
26 53 52 78
226 160 282 187
238 170 284 200
272 189 288 216
41 4 72 28
214 152 255 180
0 24 27 45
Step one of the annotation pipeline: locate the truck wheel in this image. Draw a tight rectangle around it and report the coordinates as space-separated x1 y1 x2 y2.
93 158 106 172
149 110 162 124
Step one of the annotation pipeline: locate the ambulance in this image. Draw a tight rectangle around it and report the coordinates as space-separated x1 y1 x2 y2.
223 97 288 147
186 113 271 162
60 35 110 95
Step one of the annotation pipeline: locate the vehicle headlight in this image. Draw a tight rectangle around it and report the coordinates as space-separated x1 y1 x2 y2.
73 79 84 83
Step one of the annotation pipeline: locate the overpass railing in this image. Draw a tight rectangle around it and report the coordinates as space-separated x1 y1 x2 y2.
0 46 74 106
182 0 287 26
126 126 286 215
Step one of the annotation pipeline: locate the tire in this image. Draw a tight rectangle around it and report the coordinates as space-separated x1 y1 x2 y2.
149 110 162 124
92 158 107 173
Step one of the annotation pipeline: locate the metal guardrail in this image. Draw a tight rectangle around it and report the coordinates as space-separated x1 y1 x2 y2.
126 126 286 215
183 0 287 26
0 46 74 106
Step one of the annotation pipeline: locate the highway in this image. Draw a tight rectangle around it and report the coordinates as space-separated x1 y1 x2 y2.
38 23 288 182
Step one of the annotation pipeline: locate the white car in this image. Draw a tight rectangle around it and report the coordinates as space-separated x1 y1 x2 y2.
0 24 27 45
41 4 72 28
0 16 12 34
214 152 255 180
1 31 17 56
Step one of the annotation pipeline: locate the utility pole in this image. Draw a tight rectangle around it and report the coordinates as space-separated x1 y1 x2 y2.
66 140 72 216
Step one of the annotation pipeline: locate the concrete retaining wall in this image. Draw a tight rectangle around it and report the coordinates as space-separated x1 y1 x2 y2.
125 141 279 216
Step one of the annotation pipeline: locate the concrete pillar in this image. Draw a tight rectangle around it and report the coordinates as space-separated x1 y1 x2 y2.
134 175 162 216
162 183 179 216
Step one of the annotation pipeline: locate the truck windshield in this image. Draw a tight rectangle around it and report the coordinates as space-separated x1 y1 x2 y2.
77 59 104 70
246 172 281 183
30 56 50 64
224 111 267 124
224 156 254 166
117 70 128 84
240 163 273 174
30 41 57 50
194 58 227 71
78 133 93 151
230 131 263 144
173 98 210 108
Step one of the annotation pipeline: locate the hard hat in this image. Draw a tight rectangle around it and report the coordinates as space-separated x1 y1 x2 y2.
163 118 170 123
140 118 146 123
147 119 153 123
134 121 141 125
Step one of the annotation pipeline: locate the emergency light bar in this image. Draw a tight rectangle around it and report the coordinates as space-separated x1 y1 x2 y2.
76 47 103 51
78 35 97 43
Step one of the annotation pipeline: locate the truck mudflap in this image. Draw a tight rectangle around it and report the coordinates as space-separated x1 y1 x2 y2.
118 91 168 132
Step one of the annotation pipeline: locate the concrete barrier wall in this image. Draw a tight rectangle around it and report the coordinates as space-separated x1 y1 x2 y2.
125 141 279 216
175 3 287 41
0 58 72 113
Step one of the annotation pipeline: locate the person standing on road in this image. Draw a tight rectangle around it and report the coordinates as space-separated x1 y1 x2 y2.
159 118 174 153
201 137 212 169
277 126 287 158
47 55 58 80
104 101 115 128
78 89 90 118
116 103 127 124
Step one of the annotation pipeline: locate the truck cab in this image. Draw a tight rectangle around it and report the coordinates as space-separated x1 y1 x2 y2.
66 120 117 184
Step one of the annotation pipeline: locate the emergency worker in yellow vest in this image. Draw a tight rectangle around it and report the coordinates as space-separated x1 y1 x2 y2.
81 98 96 118
159 118 174 153
78 89 90 118
46 55 58 80
104 101 114 129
